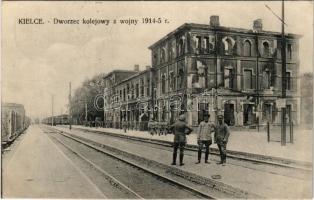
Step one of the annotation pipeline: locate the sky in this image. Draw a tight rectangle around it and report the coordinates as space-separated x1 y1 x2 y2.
2 1 313 119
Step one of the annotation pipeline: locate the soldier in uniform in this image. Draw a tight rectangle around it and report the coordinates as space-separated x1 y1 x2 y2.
170 114 193 166
195 113 215 164
215 114 230 166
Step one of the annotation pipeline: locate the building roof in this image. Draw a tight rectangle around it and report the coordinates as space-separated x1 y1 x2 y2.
149 23 302 49
102 69 137 80
2 102 25 109
114 68 152 86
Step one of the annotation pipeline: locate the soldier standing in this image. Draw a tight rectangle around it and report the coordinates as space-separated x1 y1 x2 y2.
122 118 127 133
195 113 215 164
215 114 230 166
170 114 193 166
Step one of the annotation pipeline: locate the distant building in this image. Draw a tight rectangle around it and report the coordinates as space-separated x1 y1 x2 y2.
103 66 153 129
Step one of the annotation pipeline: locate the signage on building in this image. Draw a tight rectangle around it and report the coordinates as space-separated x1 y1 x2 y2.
276 98 286 108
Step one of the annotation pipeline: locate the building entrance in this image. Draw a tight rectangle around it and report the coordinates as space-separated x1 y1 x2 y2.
224 103 235 126
243 104 254 126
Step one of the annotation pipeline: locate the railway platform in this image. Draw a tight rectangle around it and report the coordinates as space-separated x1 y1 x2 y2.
2 125 106 198
53 125 312 198
71 125 312 162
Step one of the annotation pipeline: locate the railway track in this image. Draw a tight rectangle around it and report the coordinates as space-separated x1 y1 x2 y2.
65 126 312 173
41 126 223 199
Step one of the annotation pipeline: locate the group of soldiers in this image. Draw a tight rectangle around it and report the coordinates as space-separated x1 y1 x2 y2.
169 113 230 166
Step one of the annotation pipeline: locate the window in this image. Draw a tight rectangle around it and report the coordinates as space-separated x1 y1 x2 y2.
224 68 234 89
263 69 271 89
120 90 122 100
169 71 175 91
178 39 184 56
243 69 253 89
127 84 130 99
161 48 166 63
286 72 291 90
168 43 172 60
263 42 270 57
224 38 233 55
153 52 158 65
123 88 126 101
146 77 150 96
136 83 139 98
178 68 185 89
131 84 134 99
204 37 209 53
161 74 166 94
243 40 252 56
287 44 292 59
196 36 202 53
140 78 144 97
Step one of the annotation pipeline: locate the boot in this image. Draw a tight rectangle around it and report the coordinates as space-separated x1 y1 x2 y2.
171 153 177 165
216 154 223 165
179 154 184 166
205 152 210 164
222 155 227 166
195 150 201 164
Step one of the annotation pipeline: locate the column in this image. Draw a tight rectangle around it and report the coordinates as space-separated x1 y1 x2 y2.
217 58 222 86
237 60 242 91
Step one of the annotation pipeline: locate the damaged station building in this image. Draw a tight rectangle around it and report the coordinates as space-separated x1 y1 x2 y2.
103 16 301 129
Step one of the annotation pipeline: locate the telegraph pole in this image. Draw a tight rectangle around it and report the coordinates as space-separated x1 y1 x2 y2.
281 0 287 146
85 98 88 123
51 95 54 126
69 82 72 130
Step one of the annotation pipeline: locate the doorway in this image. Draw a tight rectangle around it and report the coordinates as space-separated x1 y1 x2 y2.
224 103 235 126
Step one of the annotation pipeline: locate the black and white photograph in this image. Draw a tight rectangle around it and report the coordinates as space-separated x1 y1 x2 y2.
2 1 313 198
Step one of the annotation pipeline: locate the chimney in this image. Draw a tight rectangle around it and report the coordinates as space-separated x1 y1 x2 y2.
210 15 220 27
253 19 263 32
145 65 151 70
134 64 140 72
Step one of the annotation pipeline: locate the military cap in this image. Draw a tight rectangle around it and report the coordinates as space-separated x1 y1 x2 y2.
179 114 186 121
203 113 210 117
217 114 224 119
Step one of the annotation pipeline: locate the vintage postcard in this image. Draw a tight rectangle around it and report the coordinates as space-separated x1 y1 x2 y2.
1 1 313 199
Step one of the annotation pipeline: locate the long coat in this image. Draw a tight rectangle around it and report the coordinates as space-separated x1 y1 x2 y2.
214 123 230 143
170 120 193 143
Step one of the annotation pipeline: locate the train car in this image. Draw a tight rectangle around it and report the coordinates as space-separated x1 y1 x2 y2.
1 103 29 145
42 114 69 126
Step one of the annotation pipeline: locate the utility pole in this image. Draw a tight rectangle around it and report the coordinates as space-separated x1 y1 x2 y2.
51 95 54 126
69 82 72 130
85 98 88 123
265 0 287 145
281 0 287 146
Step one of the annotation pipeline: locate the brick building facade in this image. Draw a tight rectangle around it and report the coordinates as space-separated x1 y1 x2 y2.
103 16 301 129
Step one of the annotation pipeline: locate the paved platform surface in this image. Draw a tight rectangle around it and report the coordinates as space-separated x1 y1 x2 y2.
2 125 105 198
71 125 313 162
55 125 312 198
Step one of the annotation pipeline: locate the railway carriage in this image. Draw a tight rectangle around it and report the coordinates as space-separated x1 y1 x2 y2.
42 114 69 125
1 103 29 145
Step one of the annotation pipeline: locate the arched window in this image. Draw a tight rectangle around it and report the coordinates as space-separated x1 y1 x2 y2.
243 40 252 56
223 37 234 55
263 42 270 57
